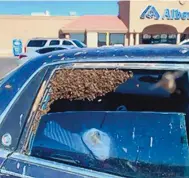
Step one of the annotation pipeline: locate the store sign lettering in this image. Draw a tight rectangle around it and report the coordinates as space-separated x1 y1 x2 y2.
140 5 189 20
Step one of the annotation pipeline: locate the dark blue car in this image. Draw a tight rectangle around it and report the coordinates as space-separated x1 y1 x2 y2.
0 45 189 178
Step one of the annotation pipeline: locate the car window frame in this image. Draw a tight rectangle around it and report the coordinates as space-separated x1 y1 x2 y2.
0 66 51 151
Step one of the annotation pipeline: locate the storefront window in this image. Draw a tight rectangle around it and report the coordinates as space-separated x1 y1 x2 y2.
181 34 189 42
69 33 86 44
98 33 106 47
109 33 125 46
142 34 176 44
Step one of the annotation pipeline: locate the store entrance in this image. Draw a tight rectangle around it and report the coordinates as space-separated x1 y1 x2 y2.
141 24 178 44
141 34 177 44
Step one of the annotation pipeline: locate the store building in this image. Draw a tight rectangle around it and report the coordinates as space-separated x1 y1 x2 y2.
1 0 189 55
62 0 189 47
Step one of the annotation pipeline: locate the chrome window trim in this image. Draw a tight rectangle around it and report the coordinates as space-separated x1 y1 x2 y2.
1 60 189 125
10 153 124 178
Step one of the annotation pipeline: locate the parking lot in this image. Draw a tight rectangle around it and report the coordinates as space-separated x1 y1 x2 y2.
0 57 17 79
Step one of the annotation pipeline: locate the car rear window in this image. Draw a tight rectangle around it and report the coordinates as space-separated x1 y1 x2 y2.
29 68 189 178
27 40 47 47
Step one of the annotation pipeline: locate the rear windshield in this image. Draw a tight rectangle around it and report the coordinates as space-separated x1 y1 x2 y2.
30 68 189 178
27 40 47 47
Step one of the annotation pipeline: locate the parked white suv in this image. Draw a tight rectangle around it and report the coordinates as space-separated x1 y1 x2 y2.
24 38 86 53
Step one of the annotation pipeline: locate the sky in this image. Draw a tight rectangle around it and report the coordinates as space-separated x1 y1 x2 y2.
0 1 118 16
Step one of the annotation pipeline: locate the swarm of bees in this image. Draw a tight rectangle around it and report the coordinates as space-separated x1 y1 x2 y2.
49 69 133 102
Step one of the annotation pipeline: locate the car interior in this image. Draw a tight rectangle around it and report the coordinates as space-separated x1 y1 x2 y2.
30 69 189 177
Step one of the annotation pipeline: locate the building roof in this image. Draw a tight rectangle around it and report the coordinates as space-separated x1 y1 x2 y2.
62 15 128 33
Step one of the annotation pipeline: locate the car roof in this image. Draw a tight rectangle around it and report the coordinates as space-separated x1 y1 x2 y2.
1 45 189 117
35 45 189 63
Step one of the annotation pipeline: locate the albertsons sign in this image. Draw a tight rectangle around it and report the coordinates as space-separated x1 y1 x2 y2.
140 5 189 20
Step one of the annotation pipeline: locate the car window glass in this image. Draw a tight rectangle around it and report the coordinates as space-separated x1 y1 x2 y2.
72 40 85 48
29 69 189 178
49 40 60 46
37 47 56 54
27 40 47 47
62 40 73 45
55 47 66 50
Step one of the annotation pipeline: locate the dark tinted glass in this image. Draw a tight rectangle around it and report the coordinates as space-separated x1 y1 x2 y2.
62 40 73 45
37 47 56 54
55 47 67 50
70 33 86 44
182 42 189 45
27 40 47 47
109 33 125 45
72 40 85 48
98 33 106 47
49 40 60 46
142 34 176 44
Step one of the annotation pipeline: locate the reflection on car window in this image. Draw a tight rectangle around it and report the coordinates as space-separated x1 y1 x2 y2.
49 40 60 46
37 47 56 54
62 40 73 45
72 39 85 48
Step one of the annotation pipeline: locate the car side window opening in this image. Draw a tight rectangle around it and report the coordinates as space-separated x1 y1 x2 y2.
28 68 189 178
37 47 56 54
27 40 47 47
49 40 60 46
62 40 73 45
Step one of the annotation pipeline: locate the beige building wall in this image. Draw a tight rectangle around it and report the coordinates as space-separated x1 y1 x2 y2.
0 15 78 55
86 32 98 47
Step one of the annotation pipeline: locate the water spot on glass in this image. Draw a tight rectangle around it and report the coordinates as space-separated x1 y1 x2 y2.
2 133 12 147
180 48 188 54
132 127 135 139
122 147 128 153
5 84 12 89
58 53 64 57
150 137 153 147
17 162 20 169
19 114 23 127
74 52 83 56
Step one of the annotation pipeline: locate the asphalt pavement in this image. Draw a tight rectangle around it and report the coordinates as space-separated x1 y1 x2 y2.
0 57 18 79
